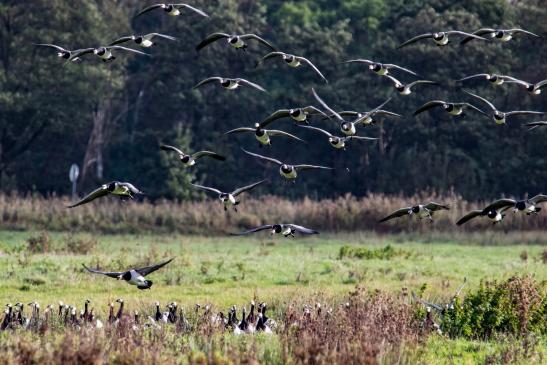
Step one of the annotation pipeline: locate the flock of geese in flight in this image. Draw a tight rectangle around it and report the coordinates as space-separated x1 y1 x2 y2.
29 3 547 291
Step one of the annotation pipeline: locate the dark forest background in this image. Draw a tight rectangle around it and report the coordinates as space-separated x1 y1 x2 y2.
1 0 545 201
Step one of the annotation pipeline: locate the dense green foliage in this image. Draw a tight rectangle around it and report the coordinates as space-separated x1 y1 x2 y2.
1 0 545 200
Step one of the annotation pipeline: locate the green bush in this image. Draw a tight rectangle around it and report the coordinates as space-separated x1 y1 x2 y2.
338 245 404 260
441 276 545 340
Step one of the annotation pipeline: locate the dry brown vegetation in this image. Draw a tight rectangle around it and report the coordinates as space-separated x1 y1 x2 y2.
1 193 546 234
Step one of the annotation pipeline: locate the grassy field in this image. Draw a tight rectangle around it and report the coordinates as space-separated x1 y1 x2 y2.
0 230 545 364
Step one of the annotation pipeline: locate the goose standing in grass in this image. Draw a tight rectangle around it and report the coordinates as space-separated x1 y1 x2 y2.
298 125 378 149
191 179 266 211
1 304 13 331
193 77 266 92
109 33 177 48
256 51 327 83
456 199 516 225
34 44 86 62
135 3 209 18
383 75 438 95
457 73 521 86
160 144 225 166
70 46 149 62
464 90 544 124
82 258 174 290
67 181 145 208
378 202 450 222
225 123 304 147
505 78 547 95
342 59 418 76
259 106 327 127
232 223 319 237
242 148 332 180
196 33 275 52
523 121 547 130
460 28 540 44
397 30 487 48
413 100 487 118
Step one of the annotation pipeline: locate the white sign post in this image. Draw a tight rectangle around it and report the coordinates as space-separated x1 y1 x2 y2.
69 164 79 200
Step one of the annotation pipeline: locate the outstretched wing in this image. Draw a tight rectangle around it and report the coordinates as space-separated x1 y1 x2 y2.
424 202 450 211
231 225 273 235
456 210 483 226
236 78 267 92
462 103 488 116
298 125 333 137
70 48 95 59
135 258 174 277
293 164 333 171
191 183 222 195
312 88 343 122
224 127 256 135
383 63 419 76
144 33 178 42
286 224 319 235
483 199 516 212
173 3 209 17
397 33 433 48
298 56 328 83
196 33 230 51
457 74 490 82
258 109 291 128
193 77 222 89
108 45 150 56
135 4 164 17
529 194 547 205
192 151 226 161
231 180 267 196
34 43 67 52
108 36 133 46
348 136 378 141
256 51 285 66
509 28 540 38
121 182 145 195
414 100 445 116
463 90 497 112
160 144 184 155
460 28 496 44
378 207 411 223
82 264 123 279
407 80 438 89
301 106 328 117
448 277 467 308
505 110 545 117
268 130 305 142
412 292 444 313
446 30 487 41
241 148 283 165
241 34 276 51
67 185 110 208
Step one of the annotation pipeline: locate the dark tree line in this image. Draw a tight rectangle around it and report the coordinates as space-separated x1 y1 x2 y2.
0 0 545 201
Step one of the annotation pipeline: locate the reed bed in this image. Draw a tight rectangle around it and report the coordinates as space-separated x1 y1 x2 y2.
0 192 546 234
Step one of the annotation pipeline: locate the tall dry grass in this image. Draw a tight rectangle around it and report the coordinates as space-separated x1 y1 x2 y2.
0 192 546 234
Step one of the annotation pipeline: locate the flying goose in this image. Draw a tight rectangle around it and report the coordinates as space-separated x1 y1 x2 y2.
342 59 418 76
456 199 516 225
298 125 377 149
413 277 467 314
523 121 547 130
191 180 266 211
505 78 547 95
384 75 438 95
82 258 174 290
258 106 327 128
196 33 275 52
257 52 327 83
323 98 400 132
232 224 319 237
378 202 450 222
70 46 149 62
464 90 544 124
67 182 145 208
457 73 521 86
160 144 225 166
34 44 85 62
414 100 486 117
136 3 209 18
242 148 332 180
460 28 540 44
193 77 266 92
311 88 359 136
398 30 487 48
225 123 304 147
483 195 547 215
109 33 177 47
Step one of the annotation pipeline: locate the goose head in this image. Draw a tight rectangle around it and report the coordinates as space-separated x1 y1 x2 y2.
369 63 382 72
228 36 240 45
281 164 293 174
106 182 117 192
494 30 505 39
395 84 406 93
116 298 124 304
271 224 282 234
443 103 453 112
58 51 70 59
493 111 505 122
486 210 497 219
219 193 229 201
329 136 340 145
515 201 526 211
432 32 445 41
408 206 420 215
220 79 231 88
341 121 353 132
283 54 296 63
94 47 107 56
135 36 143 44
255 129 266 137
163 4 174 12
180 155 191 163
289 109 303 118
